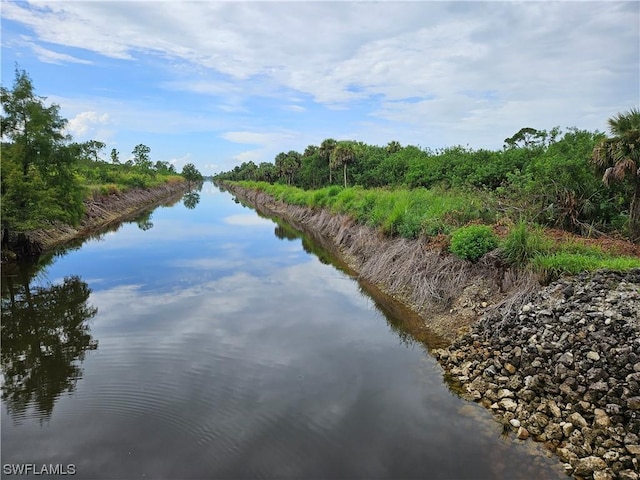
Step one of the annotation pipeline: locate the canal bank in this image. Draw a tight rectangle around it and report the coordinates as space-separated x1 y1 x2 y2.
223 182 640 480
2 180 190 261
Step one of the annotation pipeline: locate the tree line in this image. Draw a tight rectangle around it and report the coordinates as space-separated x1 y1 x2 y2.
215 110 640 242
1 68 203 243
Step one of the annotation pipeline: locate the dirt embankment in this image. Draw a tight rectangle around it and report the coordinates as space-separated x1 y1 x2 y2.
224 183 539 344
3 180 189 260
225 183 640 480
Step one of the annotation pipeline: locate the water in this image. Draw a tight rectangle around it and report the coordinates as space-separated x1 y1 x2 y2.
1 183 566 479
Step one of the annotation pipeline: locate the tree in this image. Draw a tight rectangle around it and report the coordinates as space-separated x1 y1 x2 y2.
80 140 106 162
132 144 152 172
591 107 640 242
181 162 203 188
330 141 356 187
274 152 288 183
283 151 302 185
386 140 402 154
110 148 120 164
1 67 85 240
319 138 337 184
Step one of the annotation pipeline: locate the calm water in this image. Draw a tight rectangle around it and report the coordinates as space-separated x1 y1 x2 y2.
1 183 565 479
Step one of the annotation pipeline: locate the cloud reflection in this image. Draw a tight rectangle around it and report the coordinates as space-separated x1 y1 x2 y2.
222 214 274 227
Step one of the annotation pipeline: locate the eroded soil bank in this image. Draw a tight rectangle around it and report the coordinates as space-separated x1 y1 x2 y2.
2 180 189 261
224 183 640 480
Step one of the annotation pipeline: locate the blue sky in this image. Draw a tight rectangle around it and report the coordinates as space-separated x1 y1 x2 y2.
1 1 638 176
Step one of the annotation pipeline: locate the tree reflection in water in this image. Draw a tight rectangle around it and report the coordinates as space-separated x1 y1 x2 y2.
1 269 98 422
183 191 200 209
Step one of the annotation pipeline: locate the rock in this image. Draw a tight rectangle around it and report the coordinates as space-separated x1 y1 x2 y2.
593 470 615 480
626 445 640 455
568 412 588 428
548 400 562 418
499 398 517 412
562 422 574 437
558 352 574 366
593 408 611 428
504 363 517 374
603 451 620 463
574 456 608 477
627 397 640 410
544 422 563 441
619 470 640 480
557 447 577 463
497 388 514 399
587 351 601 362
431 269 640 480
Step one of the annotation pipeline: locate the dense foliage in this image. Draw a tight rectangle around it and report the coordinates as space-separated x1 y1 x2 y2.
216 117 638 242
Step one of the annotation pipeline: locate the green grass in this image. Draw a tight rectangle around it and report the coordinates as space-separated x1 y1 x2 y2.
83 174 183 199
530 252 640 278
238 181 492 239
232 181 640 277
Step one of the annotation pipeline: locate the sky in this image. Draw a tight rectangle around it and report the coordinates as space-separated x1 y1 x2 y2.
1 1 638 176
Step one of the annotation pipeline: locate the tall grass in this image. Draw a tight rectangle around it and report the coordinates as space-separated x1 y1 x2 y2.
238 181 494 239
233 181 640 278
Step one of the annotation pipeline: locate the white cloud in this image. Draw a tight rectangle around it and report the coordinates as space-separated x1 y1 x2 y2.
18 37 93 65
3 1 638 159
66 111 110 138
283 104 306 113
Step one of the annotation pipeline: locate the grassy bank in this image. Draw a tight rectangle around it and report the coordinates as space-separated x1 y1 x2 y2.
232 181 640 279
84 173 185 199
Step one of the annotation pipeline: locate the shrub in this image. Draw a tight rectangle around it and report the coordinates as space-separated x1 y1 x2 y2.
449 225 498 261
501 221 552 266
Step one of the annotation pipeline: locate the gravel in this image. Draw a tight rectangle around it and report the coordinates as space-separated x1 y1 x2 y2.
434 269 640 480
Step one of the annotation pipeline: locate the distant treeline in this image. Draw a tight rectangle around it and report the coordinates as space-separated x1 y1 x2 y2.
215 112 640 242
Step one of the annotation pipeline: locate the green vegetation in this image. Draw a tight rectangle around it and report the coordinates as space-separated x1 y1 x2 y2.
216 113 640 244
228 180 640 278
216 106 639 278
501 222 553 266
181 163 204 188
449 225 498 262
591 107 640 242
1 67 191 245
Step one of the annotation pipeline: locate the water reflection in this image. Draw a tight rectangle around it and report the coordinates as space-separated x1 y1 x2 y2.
182 191 200 210
268 213 447 347
1 270 98 422
135 210 154 231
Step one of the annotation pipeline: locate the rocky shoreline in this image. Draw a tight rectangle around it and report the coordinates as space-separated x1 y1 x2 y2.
434 269 640 480
224 183 640 480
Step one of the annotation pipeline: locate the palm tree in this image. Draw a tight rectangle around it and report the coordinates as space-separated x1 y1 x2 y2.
591 107 640 242
330 141 356 188
319 138 337 184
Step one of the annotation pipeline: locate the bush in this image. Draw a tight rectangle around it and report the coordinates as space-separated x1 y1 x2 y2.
501 221 552 266
449 225 498 261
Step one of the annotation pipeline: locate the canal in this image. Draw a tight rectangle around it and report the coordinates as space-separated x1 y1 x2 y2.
1 183 565 479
